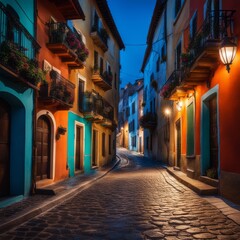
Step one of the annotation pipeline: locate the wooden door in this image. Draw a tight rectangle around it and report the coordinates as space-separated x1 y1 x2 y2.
209 96 218 174
176 120 181 168
36 116 51 181
0 99 10 197
75 125 83 171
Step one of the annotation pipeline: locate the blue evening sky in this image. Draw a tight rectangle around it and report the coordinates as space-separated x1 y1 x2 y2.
108 0 156 88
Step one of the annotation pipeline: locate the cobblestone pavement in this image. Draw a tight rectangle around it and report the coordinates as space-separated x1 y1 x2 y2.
1 149 240 239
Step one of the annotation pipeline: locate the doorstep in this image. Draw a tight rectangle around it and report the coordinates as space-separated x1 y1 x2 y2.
166 167 218 195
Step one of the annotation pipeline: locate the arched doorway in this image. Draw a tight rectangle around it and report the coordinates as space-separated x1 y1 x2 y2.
36 115 51 181
0 98 10 197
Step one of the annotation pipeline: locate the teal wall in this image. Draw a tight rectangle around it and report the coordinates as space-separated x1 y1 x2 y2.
1 0 34 36
201 85 220 176
68 112 92 176
0 80 34 197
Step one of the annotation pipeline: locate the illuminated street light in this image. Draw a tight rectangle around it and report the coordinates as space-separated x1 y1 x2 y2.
219 37 237 73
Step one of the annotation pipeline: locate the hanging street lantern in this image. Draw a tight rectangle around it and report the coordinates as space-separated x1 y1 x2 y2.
219 37 237 73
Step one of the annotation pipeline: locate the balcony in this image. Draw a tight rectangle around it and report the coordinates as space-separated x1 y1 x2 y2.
48 0 85 20
79 91 115 128
160 10 236 100
90 26 108 52
139 112 157 130
160 70 193 100
181 10 235 84
92 69 112 91
46 22 89 69
39 70 75 110
0 2 42 90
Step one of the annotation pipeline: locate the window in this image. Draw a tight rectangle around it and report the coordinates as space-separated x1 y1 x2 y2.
102 133 105 157
93 11 99 30
161 44 167 62
78 78 85 112
108 37 114 56
190 11 197 40
94 51 98 69
187 102 194 156
131 136 136 147
132 101 135 114
100 57 103 75
129 120 135 133
176 40 182 70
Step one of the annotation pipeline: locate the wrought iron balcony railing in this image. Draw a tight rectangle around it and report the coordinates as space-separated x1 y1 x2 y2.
46 22 89 69
90 25 108 52
39 70 75 109
161 10 237 100
160 70 182 99
186 10 235 68
139 112 157 130
92 69 112 91
0 2 42 89
79 91 114 123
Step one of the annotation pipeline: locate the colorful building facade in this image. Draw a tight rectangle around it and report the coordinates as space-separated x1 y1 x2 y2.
0 0 123 206
0 0 40 204
142 0 240 204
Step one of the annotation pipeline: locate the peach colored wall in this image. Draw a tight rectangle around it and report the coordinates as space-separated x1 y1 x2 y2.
54 111 69 180
37 0 69 79
36 0 70 181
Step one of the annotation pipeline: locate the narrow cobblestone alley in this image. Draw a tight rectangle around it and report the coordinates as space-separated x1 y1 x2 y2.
1 149 240 240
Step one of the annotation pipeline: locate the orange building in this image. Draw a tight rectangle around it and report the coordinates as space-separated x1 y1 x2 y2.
35 0 86 188
159 0 240 204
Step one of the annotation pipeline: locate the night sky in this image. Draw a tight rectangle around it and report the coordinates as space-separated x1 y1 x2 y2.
108 0 156 88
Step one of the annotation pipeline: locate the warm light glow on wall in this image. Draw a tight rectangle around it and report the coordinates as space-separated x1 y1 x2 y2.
176 101 183 111
219 37 237 73
164 108 171 116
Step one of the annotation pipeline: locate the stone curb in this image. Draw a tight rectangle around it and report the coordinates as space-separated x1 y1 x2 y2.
0 158 120 233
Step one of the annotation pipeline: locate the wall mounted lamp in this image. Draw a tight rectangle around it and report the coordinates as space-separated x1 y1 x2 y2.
56 126 67 140
176 101 183 111
219 37 237 73
164 108 171 117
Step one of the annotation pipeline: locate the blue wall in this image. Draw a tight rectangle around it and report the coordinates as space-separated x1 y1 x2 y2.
1 0 34 36
68 112 92 176
0 80 33 197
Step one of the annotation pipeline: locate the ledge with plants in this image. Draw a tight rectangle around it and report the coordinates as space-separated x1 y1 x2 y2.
47 22 89 66
0 41 46 88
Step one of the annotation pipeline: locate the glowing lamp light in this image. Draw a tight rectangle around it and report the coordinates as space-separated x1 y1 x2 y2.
164 108 171 116
219 37 237 73
176 101 183 111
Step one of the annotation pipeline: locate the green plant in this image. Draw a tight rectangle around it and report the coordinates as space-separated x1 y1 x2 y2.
206 168 218 179
0 41 46 85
